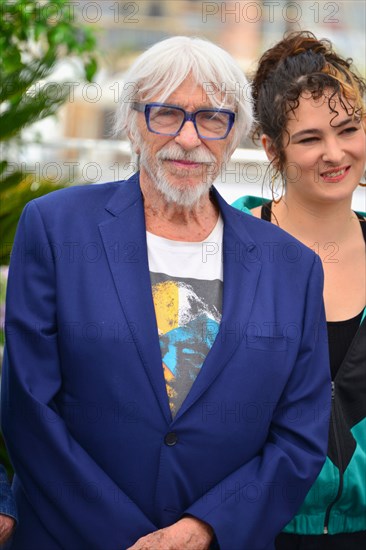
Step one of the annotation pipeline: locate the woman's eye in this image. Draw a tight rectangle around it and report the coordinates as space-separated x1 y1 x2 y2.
341 126 358 134
298 137 319 144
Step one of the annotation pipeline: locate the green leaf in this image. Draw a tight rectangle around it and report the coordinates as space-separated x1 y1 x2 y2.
85 57 98 82
0 0 99 265
0 171 25 193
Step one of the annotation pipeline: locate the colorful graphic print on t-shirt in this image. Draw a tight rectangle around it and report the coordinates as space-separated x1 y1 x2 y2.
151 272 222 417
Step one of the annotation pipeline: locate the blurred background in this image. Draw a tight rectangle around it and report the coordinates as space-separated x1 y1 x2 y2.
2 0 365 213
0 0 365 474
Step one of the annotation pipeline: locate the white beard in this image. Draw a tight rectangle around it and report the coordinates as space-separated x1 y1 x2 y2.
139 141 220 208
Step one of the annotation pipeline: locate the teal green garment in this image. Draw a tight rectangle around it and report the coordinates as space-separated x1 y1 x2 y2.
232 194 366 535
232 194 366 219
283 420 366 535
231 195 267 213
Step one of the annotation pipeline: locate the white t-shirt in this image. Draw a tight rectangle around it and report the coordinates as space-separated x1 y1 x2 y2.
147 215 224 417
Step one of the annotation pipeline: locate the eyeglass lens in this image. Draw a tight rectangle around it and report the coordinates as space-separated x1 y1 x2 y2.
148 106 230 138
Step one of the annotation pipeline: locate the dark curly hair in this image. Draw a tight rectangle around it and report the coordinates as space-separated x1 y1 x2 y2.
252 30 366 175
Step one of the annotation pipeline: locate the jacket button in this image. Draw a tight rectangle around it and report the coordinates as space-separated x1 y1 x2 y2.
164 432 178 446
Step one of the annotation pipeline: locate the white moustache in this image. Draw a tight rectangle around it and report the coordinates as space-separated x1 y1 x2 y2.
156 144 216 164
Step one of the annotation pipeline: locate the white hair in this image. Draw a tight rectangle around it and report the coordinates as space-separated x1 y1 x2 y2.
113 36 253 150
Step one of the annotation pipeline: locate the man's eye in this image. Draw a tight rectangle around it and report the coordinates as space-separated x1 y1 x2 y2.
203 112 224 121
202 112 216 119
156 109 176 117
198 113 227 127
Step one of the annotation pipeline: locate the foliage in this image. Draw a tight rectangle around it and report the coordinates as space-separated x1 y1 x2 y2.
0 0 99 264
0 0 99 474
0 175 68 264
0 266 10 475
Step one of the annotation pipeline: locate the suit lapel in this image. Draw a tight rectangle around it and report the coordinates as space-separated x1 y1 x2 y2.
99 174 172 422
175 192 262 420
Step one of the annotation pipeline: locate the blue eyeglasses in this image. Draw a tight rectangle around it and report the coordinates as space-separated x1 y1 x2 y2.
132 102 235 140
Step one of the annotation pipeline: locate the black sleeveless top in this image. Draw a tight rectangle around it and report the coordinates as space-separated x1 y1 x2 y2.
261 201 366 379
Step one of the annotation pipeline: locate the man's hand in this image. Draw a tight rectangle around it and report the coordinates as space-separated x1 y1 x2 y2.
0 514 15 545
126 517 213 550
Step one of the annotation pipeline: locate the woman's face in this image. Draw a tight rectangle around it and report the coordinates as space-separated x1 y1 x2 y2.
281 91 366 205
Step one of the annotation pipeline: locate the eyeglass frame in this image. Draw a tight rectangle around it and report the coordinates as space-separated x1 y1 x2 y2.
132 102 236 140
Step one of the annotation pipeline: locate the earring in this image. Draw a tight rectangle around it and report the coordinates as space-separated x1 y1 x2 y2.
270 170 285 204
359 169 366 187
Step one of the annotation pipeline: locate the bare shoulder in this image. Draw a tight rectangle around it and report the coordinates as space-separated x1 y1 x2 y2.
251 206 262 218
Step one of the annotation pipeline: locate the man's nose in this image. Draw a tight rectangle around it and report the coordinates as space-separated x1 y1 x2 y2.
174 121 202 150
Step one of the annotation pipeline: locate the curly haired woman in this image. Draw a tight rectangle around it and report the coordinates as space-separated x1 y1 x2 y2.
233 31 366 550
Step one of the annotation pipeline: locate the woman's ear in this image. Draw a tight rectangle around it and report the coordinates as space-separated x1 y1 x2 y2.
261 134 276 161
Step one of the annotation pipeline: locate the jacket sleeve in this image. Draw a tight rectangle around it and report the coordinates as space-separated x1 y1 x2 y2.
1 201 156 549
185 257 331 550
0 465 17 521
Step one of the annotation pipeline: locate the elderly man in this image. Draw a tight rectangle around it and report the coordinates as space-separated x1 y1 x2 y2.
2 37 330 549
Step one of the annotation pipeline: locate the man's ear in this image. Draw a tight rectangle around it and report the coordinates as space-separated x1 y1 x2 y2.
261 134 276 162
225 135 239 162
128 130 141 155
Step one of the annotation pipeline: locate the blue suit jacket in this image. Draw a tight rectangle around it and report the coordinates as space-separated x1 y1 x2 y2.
1 173 331 549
